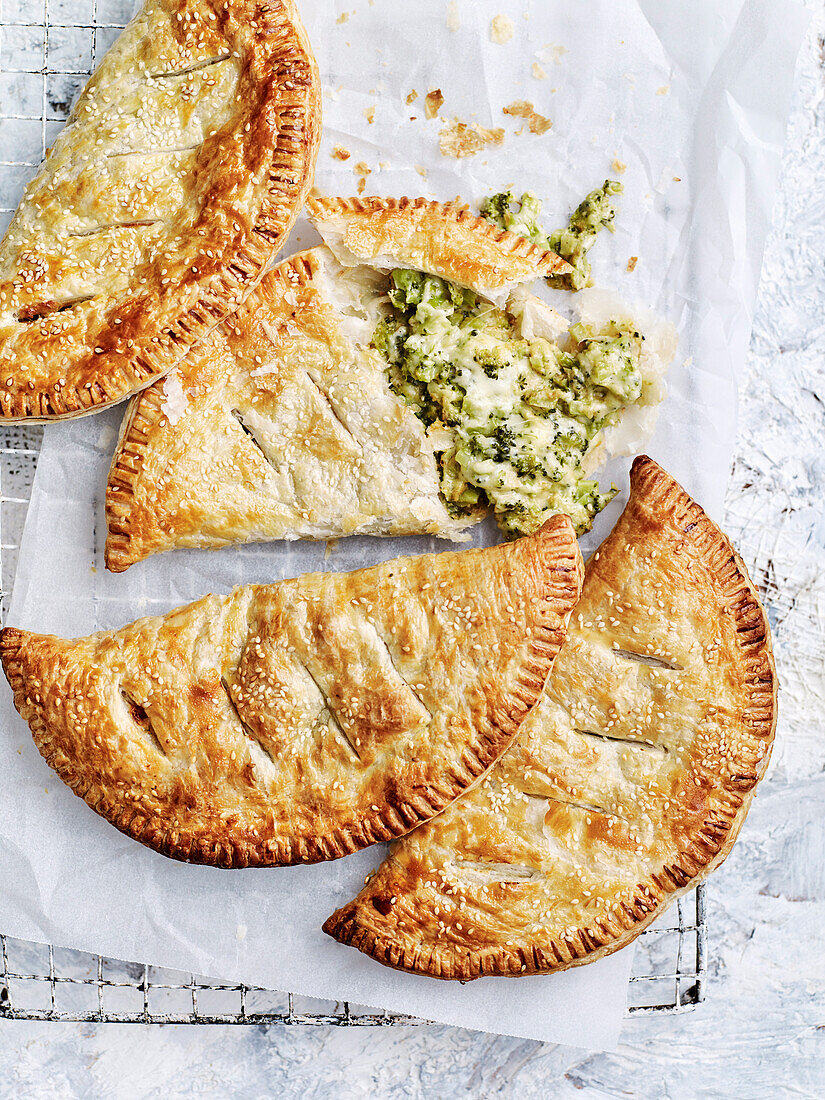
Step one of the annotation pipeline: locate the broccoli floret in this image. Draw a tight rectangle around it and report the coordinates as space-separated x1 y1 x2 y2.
480 181 623 292
547 180 623 291
474 344 510 377
480 190 551 249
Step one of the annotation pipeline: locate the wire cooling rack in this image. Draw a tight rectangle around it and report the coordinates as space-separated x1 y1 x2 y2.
0 1 707 1023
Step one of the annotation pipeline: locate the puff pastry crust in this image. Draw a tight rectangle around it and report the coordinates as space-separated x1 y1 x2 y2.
324 457 777 978
105 247 476 572
0 0 320 421
306 194 571 302
105 198 569 571
1 517 583 867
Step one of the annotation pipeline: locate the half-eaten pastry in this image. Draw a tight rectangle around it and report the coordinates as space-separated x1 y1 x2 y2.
0 0 320 421
1 517 583 867
105 195 676 570
323 456 776 979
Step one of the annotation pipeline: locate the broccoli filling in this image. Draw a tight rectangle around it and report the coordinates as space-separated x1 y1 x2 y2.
480 181 622 291
374 268 645 538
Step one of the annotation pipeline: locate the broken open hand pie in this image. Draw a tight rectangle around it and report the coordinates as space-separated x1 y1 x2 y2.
105 195 673 571
324 457 776 979
0 0 320 421
1 517 583 867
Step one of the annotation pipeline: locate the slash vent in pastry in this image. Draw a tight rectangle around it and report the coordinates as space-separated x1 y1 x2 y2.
1 518 583 867
0 0 320 421
105 196 675 570
324 457 776 979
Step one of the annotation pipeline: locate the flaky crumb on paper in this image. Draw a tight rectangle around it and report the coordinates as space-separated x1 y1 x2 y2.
161 371 187 426
612 157 627 174
447 1 460 32
439 117 505 158
490 14 514 44
406 89 418 104
532 61 547 80
657 85 670 96
415 164 428 178
336 11 352 24
363 105 375 124
503 100 552 135
626 256 639 272
425 89 445 120
332 145 351 161
354 161 372 194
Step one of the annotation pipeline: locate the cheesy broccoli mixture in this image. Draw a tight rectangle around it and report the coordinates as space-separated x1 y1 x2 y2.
373 268 645 538
480 180 622 291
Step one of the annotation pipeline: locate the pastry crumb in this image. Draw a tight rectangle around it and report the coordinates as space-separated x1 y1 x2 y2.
439 117 505 158
447 0 460 31
503 100 551 135
673 175 682 182
415 164 428 178
532 61 547 80
354 161 372 194
490 14 514 44
538 43 566 64
332 144 351 161
612 157 627 174
626 256 638 272
336 11 352 24
406 89 418 104
425 88 445 119
363 105 375 124
657 85 670 95
324 539 339 559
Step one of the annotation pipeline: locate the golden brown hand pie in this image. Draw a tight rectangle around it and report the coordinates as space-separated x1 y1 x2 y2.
0 0 320 421
1 517 583 867
324 457 776 978
104 196 572 571
104 196 675 572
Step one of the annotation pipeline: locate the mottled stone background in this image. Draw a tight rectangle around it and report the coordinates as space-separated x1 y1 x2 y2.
0 2 822 1097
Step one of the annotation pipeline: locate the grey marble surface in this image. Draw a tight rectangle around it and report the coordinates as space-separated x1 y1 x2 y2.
0 6 823 1099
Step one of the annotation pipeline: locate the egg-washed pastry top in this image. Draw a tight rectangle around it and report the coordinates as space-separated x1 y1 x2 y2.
104 195 675 571
324 457 776 979
0 517 583 867
0 0 320 421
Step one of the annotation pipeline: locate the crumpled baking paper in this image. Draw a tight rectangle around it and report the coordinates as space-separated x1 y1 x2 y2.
0 0 807 1049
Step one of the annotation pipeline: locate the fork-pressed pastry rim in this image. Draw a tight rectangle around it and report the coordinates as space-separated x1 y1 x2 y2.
1 517 583 868
103 194 572 572
0 0 321 422
322 456 777 978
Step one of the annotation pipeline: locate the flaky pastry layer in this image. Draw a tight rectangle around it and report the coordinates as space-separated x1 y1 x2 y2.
2 518 583 867
0 0 320 421
324 457 777 979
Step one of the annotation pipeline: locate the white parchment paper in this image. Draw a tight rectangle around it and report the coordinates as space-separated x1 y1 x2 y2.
0 0 807 1048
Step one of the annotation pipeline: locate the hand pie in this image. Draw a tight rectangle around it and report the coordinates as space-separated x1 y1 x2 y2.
105 196 673 571
1 517 583 867
324 457 776 978
0 0 320 421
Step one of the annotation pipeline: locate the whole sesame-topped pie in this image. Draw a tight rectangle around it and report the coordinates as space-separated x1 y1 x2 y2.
0 517 583 867
0 0 320 421
104 195 676 571
323 457 777 979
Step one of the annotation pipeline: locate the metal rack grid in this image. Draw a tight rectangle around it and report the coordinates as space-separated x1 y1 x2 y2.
0 2 707 1023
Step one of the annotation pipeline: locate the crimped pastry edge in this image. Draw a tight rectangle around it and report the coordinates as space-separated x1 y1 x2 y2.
1 516 584 867
306 193 571 289
322 456 778 976
0 0 321 422
104 252 317 573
